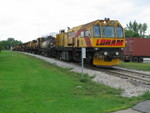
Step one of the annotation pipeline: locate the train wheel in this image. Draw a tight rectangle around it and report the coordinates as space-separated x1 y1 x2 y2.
58 53 62 60
138 57 143 63
132 57 138 62
56 53 62 60
123 60 130 62
44 53 48 57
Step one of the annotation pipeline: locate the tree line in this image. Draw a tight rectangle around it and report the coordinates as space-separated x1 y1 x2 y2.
125 20 149 38
0 38 22 51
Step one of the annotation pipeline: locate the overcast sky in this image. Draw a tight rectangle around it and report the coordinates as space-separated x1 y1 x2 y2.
0 0 150 42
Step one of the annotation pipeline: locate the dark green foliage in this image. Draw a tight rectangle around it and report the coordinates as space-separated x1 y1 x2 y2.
125 30 139 37
0 38 22 50
125 20 148 38
0 43 2 52
146 34 150 38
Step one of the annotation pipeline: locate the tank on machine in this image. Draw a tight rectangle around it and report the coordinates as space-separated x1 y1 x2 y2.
38 35 55 56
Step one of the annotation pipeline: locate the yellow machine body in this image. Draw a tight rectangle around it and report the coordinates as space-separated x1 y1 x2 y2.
56 19 125 66
56 19 125 48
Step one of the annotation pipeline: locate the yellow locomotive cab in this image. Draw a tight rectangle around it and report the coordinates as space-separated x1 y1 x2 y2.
56 18 125 66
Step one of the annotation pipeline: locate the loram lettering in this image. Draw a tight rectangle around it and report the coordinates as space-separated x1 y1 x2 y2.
96 39 123 46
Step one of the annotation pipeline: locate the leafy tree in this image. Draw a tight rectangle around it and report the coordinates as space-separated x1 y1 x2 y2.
125 20 148 38
0 38 22 50
142 23 148 36
0 43 2 52
125 30 139 37
146 34 150 38
138 23 142 36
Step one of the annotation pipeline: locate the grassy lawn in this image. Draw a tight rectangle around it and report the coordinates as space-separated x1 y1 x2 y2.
0 51 150 113
119 62 150 71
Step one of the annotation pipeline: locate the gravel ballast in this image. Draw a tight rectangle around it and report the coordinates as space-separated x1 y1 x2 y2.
23 52 150 97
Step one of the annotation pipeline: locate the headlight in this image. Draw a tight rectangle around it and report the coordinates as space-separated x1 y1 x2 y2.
104 52 108 56
121 48 124 50
94 48 98 50
116 52 119 56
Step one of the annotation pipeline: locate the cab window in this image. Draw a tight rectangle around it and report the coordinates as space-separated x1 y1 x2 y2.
102 26 115 38
80 31 84 37
117 26 124 38
68 32 75 38
85 30 91 37
93 25 100 38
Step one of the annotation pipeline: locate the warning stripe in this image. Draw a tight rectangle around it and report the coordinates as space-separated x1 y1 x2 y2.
85 38 92 47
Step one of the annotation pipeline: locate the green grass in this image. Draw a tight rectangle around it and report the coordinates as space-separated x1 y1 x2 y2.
0 51 150 113
119 62 150 71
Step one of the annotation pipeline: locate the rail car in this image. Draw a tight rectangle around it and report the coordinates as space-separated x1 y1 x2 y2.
13 18 125 66
123 38 150 63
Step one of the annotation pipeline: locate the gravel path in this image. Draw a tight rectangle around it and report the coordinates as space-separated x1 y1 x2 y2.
22 52 150 97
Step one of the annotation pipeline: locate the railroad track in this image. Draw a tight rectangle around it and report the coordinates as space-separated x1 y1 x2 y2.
94 67 150 85
108 69 150 85
81 64 150 85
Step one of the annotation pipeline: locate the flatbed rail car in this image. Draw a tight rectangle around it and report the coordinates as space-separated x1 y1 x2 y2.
123 38 150 62
13 18 126 67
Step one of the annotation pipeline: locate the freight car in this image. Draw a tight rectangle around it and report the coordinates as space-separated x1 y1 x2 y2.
14 18 126 66
123 38 150 63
